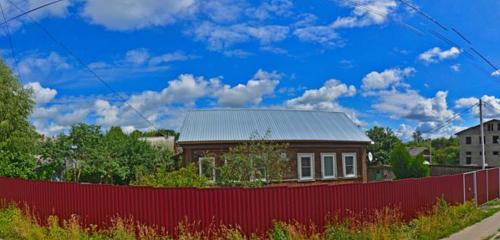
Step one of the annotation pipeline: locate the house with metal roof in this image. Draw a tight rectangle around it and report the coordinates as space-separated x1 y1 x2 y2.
178 109 371 183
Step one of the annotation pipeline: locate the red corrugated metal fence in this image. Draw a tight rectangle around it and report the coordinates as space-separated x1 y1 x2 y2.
0 168 498 234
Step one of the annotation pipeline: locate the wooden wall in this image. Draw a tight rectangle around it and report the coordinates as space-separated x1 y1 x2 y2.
179 141 369 183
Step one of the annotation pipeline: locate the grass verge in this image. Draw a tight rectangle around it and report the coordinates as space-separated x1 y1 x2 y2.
0 199 499 240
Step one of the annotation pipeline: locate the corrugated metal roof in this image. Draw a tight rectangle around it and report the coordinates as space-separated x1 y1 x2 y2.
178 109 371 143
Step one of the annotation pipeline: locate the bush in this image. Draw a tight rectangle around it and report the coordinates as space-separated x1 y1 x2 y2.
0 199 497 240
390 144 430 179
132 164 209 188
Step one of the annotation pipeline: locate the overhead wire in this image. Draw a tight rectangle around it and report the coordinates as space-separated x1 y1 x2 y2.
4 0 171 137
0 0 66 26
421 103 477 136
397 0 498 72
0 1 23 81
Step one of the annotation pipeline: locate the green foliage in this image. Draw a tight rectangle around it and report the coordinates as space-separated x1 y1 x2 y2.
366 126 402 165
0 204 169 240
406 137 459 165
0 60 38 179
37 124 174 184
0 199 499 240
390 144 430 179
218 130 289 187
407 199 487 240
132 164 209 187
132 129 179 140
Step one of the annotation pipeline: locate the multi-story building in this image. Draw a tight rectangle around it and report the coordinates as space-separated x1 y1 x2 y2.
456 119 500 166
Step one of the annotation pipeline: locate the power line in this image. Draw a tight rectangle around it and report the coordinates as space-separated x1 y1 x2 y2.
398 0 499 73
0 1 22 81
483 100 500 115
346 0 498 77
344 0 426 37
470 47 499 71
5 0 170 137
422 103 477 136
0 0 66 26
451 27 472 45
397 0 448 31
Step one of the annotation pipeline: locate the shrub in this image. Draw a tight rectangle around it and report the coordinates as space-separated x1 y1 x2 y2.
132 164 209 188
390 144 430 179
0 199 497 240
408 199 485 239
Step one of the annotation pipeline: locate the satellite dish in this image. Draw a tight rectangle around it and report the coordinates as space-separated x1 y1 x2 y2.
424 161 430 165
368 152 373 162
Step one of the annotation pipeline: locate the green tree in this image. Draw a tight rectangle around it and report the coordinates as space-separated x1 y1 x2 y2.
412 131 424 143
218 131 288 186
390 144 430 179
39 124 175 184
406 137 459 165
0 60 38 178
366 126 402 165
36 135 72 180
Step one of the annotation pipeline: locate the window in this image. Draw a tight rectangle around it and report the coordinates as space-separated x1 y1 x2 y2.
297 153 314 180
465 136 472 144
479 136 486 144
498 123 500 131
342 153 357 178
466 157 472 165
321 153 336 179
494 136 500 144
494 151 499 156
198 157 216 181
488 124 494 131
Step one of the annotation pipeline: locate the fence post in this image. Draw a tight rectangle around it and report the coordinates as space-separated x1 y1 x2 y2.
463 173 466 203
486 169 489 201
474 171 478 205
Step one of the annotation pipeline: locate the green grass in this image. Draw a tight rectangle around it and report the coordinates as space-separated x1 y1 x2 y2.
0 199 499 240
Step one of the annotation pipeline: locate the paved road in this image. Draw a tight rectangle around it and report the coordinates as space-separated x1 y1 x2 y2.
445 211 500 240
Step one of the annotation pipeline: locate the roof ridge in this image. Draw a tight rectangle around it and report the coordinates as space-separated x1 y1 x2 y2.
187 108 345 114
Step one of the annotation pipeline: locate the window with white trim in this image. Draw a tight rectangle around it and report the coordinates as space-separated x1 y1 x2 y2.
342 153 357 178
297 153 314 180
198 157 216 181
321 153 336 179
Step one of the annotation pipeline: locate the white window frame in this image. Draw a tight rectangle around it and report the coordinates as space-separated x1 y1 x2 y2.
320 153 337 179
297 153 314 181
342 153 357 178
198 157 216 182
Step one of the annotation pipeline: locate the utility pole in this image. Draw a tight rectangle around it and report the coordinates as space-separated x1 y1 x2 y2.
480 98 486 169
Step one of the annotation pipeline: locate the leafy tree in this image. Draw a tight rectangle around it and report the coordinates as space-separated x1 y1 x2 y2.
412 131 424 143
130 129 179 140
406 137 459 165
0 60 38 178
38 124 174 184
218 131 288 186
390 144 430 179
36 135 72 180
366 126 401 165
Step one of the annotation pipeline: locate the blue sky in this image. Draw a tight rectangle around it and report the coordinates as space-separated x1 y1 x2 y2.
1 0 499 139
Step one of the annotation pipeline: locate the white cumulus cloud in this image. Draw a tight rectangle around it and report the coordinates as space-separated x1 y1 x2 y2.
361 67 415 92
24 82 57 105
418 47 462 63
82 0 197 31
215 70 280 107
